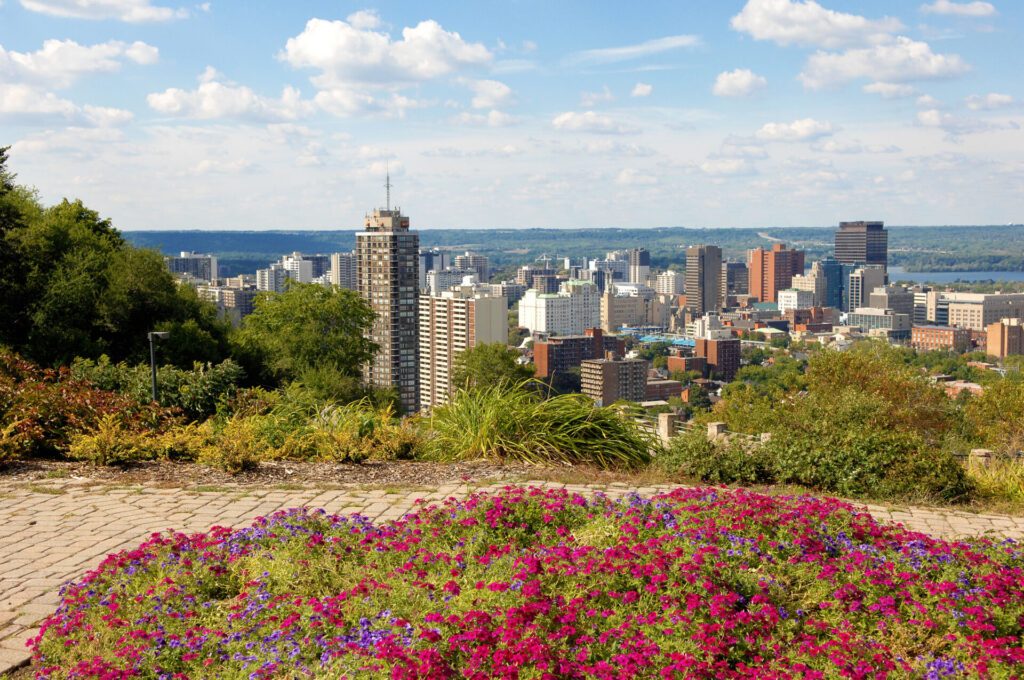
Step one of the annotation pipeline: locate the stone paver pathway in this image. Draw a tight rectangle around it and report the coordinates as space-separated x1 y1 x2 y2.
2 480 1024 675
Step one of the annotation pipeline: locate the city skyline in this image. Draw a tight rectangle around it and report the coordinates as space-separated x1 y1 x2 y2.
2 1 1022 230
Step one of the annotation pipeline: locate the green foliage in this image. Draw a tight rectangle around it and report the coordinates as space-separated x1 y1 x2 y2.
450 342 534 392
964 378 1024 454
235 283 376 396
656 428 772 485
424 383 653 469
966 456 1024 505
0 155 231 367
70 356 244 420
66 414 163 466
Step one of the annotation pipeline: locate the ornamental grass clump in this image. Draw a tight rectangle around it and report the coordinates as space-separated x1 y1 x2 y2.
31 486 1024 678
424 383 653 469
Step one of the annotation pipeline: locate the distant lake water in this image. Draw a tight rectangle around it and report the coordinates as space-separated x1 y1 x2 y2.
888 267 1024 284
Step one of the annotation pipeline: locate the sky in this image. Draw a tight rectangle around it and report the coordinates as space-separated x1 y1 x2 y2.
1 0 1022 230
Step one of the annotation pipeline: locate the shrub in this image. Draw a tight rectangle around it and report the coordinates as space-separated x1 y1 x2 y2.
966 455 1024 505
66 415 160 466
424 384 653 469
0 350 173 461
196 417 265 473
70 355 244 420
657 427 773 485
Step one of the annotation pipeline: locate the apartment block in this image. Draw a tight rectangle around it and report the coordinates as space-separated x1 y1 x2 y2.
694 337 740 380
329 252 357 290
453 251 490 282
580 357 648 406
418 284 507 410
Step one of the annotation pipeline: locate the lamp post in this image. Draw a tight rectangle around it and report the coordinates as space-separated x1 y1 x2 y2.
147 331 170 402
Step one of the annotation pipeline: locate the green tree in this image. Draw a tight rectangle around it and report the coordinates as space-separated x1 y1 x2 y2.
451 342 534 392
235 283 377 400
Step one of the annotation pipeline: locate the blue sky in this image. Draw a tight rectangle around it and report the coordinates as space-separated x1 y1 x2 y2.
2 0 1022 229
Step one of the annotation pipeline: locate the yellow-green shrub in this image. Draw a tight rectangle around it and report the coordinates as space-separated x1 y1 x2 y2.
67 415 161 466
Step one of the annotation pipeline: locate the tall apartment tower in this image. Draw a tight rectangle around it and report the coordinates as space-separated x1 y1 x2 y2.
685 245 722 315
418 284 508 410
835 221 887 268
356 203 420 414
748 243 805 304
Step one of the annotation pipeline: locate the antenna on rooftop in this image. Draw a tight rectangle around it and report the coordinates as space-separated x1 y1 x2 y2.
384 163 392 211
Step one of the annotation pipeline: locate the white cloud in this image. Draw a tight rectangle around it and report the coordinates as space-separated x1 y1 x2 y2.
454 109 519 127
800 37 969 89
631 82 653 97
965 92 1014 110
809 138 863 153
730 0 902 48
280 16 491 118
580 85 614 106
0 38 159 88
917 94 942 108
755 118 834 142
615 168 658 185
281 17 491 87
0 83 132 126
917 108 1019 137
551 110 638 135
567 35 700 65
346 8 382 29
700 158 757 176
712 68 767 97
862 81 917 98
422 144 522 158
19 0 188 22
920 0 997 17
714 137 770 159
147 75 314 121
462 78 513 109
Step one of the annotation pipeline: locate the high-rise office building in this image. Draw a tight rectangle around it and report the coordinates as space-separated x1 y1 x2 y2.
846 266 887 312
302 254 331 279
453 251 490 282
748 243 805 304
685 245 722 315
419 249 451 290
330 252 357 290
721 261 749 305
627 248 651 283
835 221 888 268
356 205 420 413
869 285 914 317
418 283 507 410
818 257 844 309
165 251 218 282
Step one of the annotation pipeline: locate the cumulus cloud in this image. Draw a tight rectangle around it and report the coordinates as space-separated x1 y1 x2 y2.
920 0 997 17
862 81 917 98
281 17 491 87
965 92 1014 110
279 16 491 117
917 94 942 108
800 37 969 89
730 0 902 48
755 118 834 142
461 78 513 109
346 8 382 29
147 72 314 121
454 109 519 127
631 82 653 97
0 83 133 126
580 85 614 106
615 168 658 186
551 110 638 135
566 34 700 65
712 69 767 97
19 0 188 22
0 38 159 88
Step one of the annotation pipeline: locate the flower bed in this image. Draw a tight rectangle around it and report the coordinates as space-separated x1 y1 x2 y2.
31 487 1024 678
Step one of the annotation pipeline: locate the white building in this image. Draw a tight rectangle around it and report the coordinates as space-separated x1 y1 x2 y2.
329 252 357 290
280 252 314 284
517 280 600 335
426 268 477 294
419 283 508 409
655 271 685 296
790 265 826 307
846 266 887 312
778 288 815 313
256 264 289 293
945 292 1024 331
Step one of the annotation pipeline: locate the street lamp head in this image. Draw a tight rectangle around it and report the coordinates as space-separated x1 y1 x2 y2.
148 331 171 341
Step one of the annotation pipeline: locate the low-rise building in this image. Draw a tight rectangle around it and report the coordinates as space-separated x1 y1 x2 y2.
533 328 625 378
847 307 912 340
912 325 971 353
645 379 684 401
946 292 1024 331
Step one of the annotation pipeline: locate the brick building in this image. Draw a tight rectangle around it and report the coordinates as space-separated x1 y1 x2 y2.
532 328 625 378
987 318 1024 360
694 337 740 381
911 325 971 353
580 358 648 405
748 243 805 304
